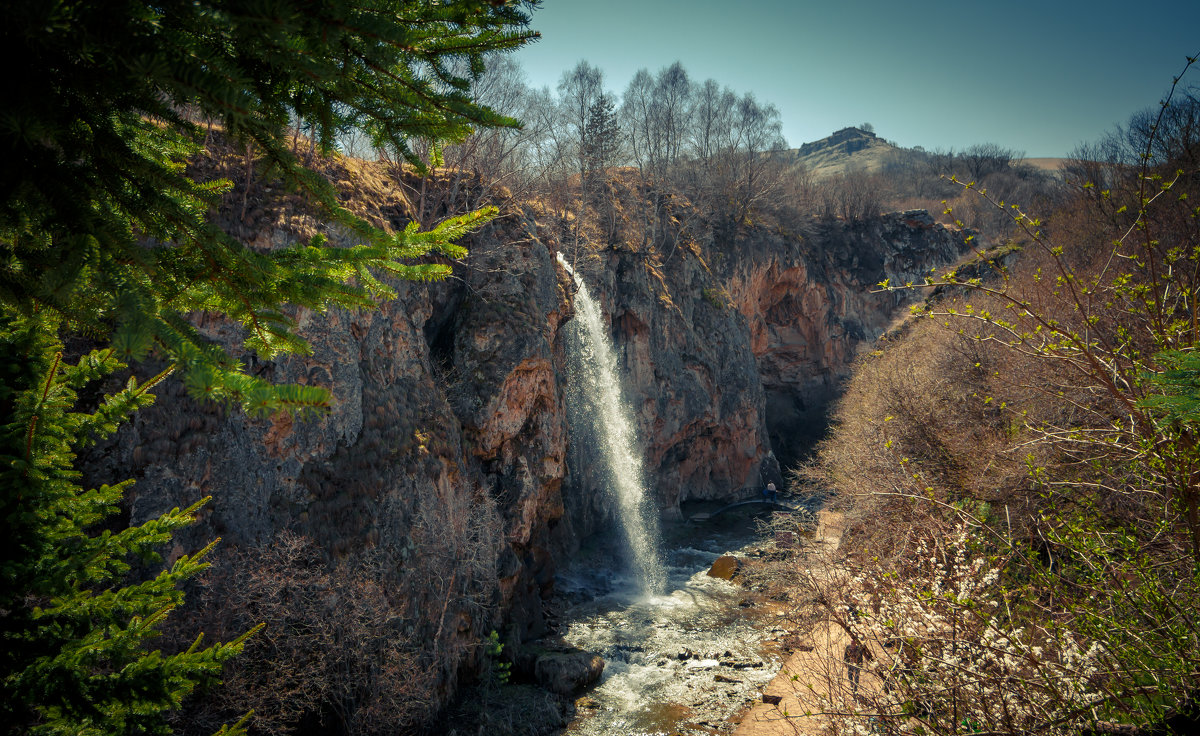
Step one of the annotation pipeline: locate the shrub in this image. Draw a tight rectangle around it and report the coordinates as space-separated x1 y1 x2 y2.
789 57 1200 735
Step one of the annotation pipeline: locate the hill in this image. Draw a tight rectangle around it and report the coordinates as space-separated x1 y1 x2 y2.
777 126 903 178
1024 156 1068 173
779 127 1067 180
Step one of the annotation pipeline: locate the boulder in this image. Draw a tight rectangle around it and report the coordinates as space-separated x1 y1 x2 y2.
707 555 741 580
533 649 605 695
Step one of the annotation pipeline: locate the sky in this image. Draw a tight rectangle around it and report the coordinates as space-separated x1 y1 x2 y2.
513 0 1200 158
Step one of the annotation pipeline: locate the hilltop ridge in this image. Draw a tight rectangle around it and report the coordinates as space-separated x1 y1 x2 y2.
782 126 1066 180
781 126 900 178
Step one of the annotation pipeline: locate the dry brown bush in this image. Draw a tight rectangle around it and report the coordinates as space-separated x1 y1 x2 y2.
165 485 504 736
797 308 1035 559
816 169 886 221
167 533 435 736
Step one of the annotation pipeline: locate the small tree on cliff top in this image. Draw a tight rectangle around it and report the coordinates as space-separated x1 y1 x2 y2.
583 93 622 192
0 1 540 732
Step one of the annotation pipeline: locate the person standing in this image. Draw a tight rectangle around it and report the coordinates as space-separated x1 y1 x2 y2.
845 638 871 693
763 482 778 503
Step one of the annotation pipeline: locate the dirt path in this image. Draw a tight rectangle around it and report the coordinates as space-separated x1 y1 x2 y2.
734 511 879 736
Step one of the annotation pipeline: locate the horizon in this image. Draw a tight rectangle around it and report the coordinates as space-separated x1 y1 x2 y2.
514 1 1200 158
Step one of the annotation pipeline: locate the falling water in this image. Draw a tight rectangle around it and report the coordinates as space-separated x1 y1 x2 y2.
558 253 666 595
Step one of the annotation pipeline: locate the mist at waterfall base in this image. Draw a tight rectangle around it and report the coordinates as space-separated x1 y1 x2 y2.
557 255 779 733
558 253 666 596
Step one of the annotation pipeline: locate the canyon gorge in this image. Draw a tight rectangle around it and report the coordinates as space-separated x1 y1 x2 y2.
81 168 974 728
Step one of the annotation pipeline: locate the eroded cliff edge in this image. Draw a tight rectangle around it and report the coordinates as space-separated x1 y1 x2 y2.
81 160 972 723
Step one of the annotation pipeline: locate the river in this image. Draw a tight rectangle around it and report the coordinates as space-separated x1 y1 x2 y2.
556 507 789 736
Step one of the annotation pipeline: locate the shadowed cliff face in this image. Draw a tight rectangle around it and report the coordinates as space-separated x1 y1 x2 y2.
722 210 974 467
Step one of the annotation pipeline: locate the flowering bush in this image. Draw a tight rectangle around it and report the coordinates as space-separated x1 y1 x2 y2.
798 525 1118 735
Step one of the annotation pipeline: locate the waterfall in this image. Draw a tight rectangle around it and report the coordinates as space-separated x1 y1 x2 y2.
558 253 666 595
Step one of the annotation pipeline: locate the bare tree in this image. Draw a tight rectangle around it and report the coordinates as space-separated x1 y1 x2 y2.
655 61 692 172
624 64 789 227
685 78 738 210
725 92 786 225
524 84 574 223
690 79 734 166
620 68 665 246
1127 89 1200 171
620 62 693 186
818 168 882 221
445 54 548 208
174 534 437 736
957 142 1023 181
558 60 604 248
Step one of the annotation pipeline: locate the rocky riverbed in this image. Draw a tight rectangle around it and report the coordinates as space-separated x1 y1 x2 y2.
555 508 809 736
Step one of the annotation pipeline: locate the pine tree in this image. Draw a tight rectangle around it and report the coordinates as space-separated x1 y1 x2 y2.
1 0 539 412
0 1 540 732
582 93 622 193
0 315 260 735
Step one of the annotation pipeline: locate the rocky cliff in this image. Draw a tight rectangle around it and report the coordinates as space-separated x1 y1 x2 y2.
82 153 972 727
722 210 973 466
556 242 771 532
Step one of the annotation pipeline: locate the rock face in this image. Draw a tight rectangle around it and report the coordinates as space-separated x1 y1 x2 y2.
433 224 573 637
797 126 884 158
82 154 970 723
85 214 576 714
555 243 771 539
551 210 972 527
723 210 973 466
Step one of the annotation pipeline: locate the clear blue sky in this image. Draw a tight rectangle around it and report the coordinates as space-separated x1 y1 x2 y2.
514 1 1200 158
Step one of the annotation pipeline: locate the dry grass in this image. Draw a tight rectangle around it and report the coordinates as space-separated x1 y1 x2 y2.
187 129 515 251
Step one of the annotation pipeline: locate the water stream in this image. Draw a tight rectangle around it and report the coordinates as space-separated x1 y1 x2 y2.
556 519 783 735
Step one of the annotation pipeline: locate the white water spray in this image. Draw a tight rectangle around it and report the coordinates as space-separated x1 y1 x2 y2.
558 253 666 595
